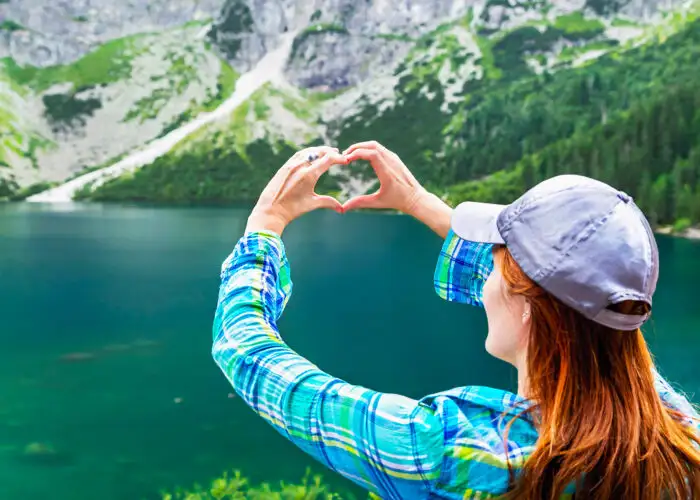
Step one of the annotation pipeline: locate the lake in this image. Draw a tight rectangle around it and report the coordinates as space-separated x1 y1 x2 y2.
0 202 698 499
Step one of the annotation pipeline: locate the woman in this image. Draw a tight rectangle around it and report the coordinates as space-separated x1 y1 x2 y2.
212 142 700 499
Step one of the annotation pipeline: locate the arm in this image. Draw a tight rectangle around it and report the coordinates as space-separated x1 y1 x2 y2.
212 231 445 499
409 189 453 240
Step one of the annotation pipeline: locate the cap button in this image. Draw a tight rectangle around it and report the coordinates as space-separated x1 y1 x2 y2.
617 191 631 203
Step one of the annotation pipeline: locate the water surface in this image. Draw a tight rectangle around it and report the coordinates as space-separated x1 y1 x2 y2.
0 203 698 499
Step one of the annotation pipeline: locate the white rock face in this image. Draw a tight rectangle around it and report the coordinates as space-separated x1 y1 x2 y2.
0 0 223 66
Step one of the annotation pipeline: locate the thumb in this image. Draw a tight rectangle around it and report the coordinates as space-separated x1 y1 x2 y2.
342 193 381 212
313 195 343 214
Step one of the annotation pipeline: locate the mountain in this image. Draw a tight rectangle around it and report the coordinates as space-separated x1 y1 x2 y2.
1 0 699 228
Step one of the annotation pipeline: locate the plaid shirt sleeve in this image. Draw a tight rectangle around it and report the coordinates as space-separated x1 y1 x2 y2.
433 228 494 308
211 231 446 499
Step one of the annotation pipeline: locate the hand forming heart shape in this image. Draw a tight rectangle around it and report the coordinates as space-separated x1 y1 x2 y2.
245 141 429 236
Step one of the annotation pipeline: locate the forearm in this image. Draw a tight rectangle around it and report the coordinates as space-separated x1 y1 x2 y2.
409 190 453 239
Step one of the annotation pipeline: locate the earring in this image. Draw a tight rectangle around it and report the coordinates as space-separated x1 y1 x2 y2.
522 311 530 319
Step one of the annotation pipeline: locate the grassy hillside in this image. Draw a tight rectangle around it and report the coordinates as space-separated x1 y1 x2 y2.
0 21 238 190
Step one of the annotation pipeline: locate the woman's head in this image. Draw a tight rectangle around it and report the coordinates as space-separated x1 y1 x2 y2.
434 175 700 498
449 175 657 332
489 244 700 500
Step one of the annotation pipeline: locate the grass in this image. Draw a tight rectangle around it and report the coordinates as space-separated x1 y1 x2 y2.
2 35 143 92
557 39 620 63
611 17 639 27
268 87 316 122
306 87 347 103
0 20 25 32
474 34 503 81
202 59 238 112
160 468 351 500
374 33 414 42
554 12 606 39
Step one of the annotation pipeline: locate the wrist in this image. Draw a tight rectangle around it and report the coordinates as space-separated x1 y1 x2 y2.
404 187 430 218
245 208 288 236
409 190 453 239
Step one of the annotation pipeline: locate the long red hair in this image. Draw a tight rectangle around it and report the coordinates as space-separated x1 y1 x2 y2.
494 246 700 499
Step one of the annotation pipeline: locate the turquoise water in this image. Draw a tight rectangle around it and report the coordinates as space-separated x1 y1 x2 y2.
0 203 698 499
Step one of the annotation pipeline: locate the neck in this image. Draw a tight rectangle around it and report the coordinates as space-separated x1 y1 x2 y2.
515 351 530 398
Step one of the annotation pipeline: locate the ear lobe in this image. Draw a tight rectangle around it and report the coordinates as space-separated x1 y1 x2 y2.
521 304 531 324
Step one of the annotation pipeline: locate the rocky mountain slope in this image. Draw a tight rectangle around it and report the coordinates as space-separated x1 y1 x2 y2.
1 0 699 227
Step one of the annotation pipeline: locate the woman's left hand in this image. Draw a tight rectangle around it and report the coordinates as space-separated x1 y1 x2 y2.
245 146 346 235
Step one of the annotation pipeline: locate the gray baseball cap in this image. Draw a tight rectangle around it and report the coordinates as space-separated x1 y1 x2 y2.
450 174 659 331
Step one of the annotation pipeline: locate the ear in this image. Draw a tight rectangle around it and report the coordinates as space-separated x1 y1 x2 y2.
521 302 531 325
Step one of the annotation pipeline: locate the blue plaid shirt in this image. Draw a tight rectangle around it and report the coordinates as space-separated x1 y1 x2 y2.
212 229 699 499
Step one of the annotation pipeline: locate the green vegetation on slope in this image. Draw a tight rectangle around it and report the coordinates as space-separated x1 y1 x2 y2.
1 36 143 93
75 82 338 204
443 17 700 184
0 73 53 169
76 11 700 228
436 19 700 227
78 134 342 205
444 82 700 227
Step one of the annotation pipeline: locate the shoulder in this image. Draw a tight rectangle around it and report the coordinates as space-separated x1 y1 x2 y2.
419 386 540 498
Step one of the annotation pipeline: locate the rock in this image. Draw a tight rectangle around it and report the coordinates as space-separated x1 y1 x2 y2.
102 343 131 352
18 442 73 466
58 351 96 362
0 0 224 66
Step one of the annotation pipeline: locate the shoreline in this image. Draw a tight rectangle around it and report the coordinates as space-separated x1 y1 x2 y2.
4 198 700 241
655 226 700 241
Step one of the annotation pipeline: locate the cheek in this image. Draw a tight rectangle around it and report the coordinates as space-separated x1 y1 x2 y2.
482 273 526 361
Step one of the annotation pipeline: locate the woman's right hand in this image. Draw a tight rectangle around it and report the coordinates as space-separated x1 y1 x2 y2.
342 141 453 239
341 141 428 216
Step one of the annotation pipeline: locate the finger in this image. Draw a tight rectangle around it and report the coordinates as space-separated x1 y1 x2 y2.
343 149 388 176
342 193 382 212
308 152 347 178
312 195 344 214
342 141 385 155
286 146 339 169
305 146 338 160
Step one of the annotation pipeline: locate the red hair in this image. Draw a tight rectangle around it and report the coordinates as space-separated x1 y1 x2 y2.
494 246 700 499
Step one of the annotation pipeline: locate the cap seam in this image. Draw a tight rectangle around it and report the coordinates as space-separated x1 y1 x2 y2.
609 291 649 303
635 202 657 299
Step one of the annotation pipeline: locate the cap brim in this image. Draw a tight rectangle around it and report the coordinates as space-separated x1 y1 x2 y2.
451 201 506 245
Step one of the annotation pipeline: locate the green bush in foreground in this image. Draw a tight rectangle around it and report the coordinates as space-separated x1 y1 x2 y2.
160 468 373 500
